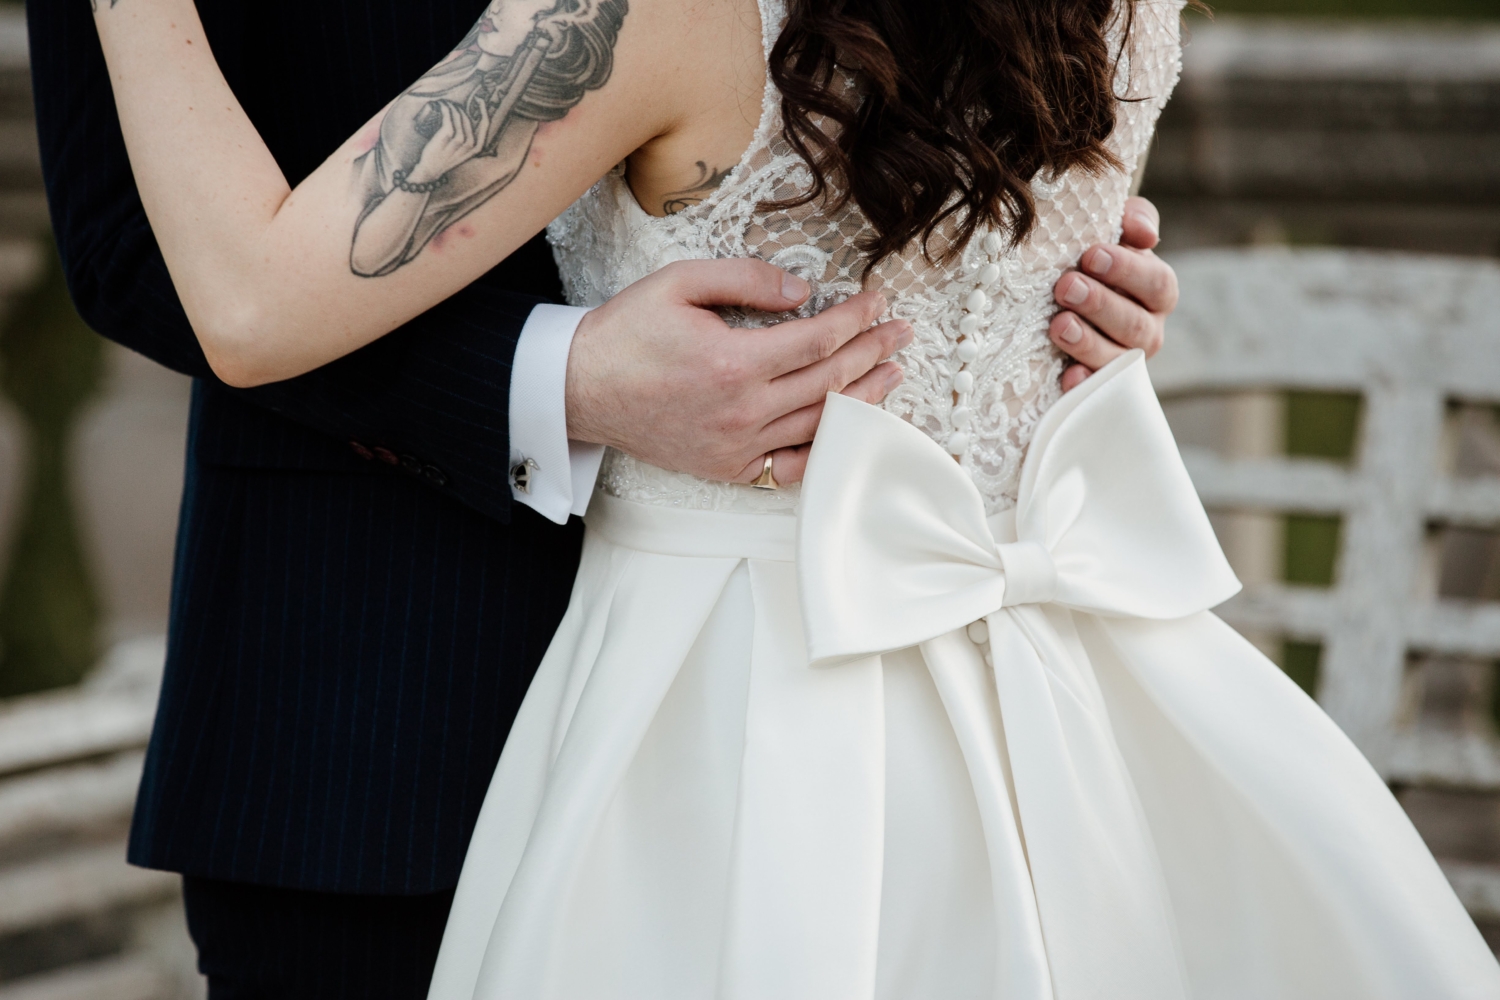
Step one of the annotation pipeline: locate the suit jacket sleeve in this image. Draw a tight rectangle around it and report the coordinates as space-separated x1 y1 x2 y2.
27 0 550 525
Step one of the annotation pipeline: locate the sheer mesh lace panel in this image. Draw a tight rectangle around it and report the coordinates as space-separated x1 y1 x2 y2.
548 0 1186 514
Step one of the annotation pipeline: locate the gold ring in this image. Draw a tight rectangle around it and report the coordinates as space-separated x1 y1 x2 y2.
750 453 779 490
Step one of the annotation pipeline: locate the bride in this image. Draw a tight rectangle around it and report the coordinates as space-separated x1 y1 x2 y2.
89 0 1500 996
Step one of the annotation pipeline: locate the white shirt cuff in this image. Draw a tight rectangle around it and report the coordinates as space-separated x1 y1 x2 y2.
509 304 606 524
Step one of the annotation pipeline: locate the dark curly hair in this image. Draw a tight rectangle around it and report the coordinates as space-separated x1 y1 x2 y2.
769 0 1135 267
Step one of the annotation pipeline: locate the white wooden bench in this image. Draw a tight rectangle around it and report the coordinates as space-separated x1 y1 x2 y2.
1152 246 1500 928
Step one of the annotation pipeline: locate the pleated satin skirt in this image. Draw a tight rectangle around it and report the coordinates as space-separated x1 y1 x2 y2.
426 492 1500 1000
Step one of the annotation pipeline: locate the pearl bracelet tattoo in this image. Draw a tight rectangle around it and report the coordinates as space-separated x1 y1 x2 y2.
391 169 449 195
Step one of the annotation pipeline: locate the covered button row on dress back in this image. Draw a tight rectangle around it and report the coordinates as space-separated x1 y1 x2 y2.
946 231 1007 458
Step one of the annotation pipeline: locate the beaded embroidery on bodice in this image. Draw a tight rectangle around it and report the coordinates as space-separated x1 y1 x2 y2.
548 0 1186 515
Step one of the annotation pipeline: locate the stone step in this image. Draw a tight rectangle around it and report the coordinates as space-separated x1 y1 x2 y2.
0 11 39 197
0 10 25 73
0 954 173 1000
0 121 38 184
0 241 42 299
1443 860 1500 924
0 753 142 865
0 843 176 940
0 690 155 781
1155 19 1500 204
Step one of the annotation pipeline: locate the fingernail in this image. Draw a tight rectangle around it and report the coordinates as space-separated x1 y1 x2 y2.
1062 276 1089 307
782 273 809 302
1057 317 1084 345
885 367 904 390
895 323 913 349
1085 248 1113 276
1129 211 1159 239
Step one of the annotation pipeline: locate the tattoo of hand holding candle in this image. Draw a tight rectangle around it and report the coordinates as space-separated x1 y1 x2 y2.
349 0 628 277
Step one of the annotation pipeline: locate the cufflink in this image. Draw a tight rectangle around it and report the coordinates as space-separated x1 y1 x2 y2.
510 458 540 495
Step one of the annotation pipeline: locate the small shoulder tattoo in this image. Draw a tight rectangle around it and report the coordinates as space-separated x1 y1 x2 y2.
661 162 734 215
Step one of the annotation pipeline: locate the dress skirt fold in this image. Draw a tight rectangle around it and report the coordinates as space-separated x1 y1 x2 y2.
427 520 1498 999
427 354 1500 1000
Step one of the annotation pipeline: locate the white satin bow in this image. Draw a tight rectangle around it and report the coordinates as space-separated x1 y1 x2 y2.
793 351 1241 998
799 350 1240 664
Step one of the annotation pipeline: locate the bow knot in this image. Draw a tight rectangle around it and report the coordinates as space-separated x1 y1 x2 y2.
797 352 1240 665
784 352 1242 1000
997 541 1057 607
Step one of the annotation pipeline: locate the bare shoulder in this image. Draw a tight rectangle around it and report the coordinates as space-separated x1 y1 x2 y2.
451 0 766 221
618 0 767 217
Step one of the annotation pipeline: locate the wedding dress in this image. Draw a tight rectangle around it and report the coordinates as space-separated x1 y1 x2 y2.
427 1 1500 996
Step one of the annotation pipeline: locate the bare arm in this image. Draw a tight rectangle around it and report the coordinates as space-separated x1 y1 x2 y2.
90 0 672 387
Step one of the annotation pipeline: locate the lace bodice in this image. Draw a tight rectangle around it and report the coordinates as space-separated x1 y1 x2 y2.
549 0 1186 515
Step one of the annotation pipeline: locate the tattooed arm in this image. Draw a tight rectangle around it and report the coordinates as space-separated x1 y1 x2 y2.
347 8 616 278
88 0 675 387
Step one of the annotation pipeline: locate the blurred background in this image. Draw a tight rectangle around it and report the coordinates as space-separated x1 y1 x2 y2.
0 0 1495 997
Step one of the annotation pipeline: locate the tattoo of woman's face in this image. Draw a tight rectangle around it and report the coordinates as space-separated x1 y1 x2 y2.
348 0 628 278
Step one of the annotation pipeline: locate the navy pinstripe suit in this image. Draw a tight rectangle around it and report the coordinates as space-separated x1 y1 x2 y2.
29 0 584 930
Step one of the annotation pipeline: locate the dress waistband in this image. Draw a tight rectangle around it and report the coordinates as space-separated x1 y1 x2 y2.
585 492 799 562
585 491 1020 563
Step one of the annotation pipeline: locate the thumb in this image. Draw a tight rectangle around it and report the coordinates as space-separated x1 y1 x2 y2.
661 258 810 312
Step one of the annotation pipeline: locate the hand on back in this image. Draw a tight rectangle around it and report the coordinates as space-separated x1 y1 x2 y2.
88 0 1176 486
569 197 1181 486
1050 197 1179 391
565 260 910 487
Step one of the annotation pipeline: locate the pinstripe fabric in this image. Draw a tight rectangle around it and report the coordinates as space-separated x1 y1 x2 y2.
28 0 587 893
